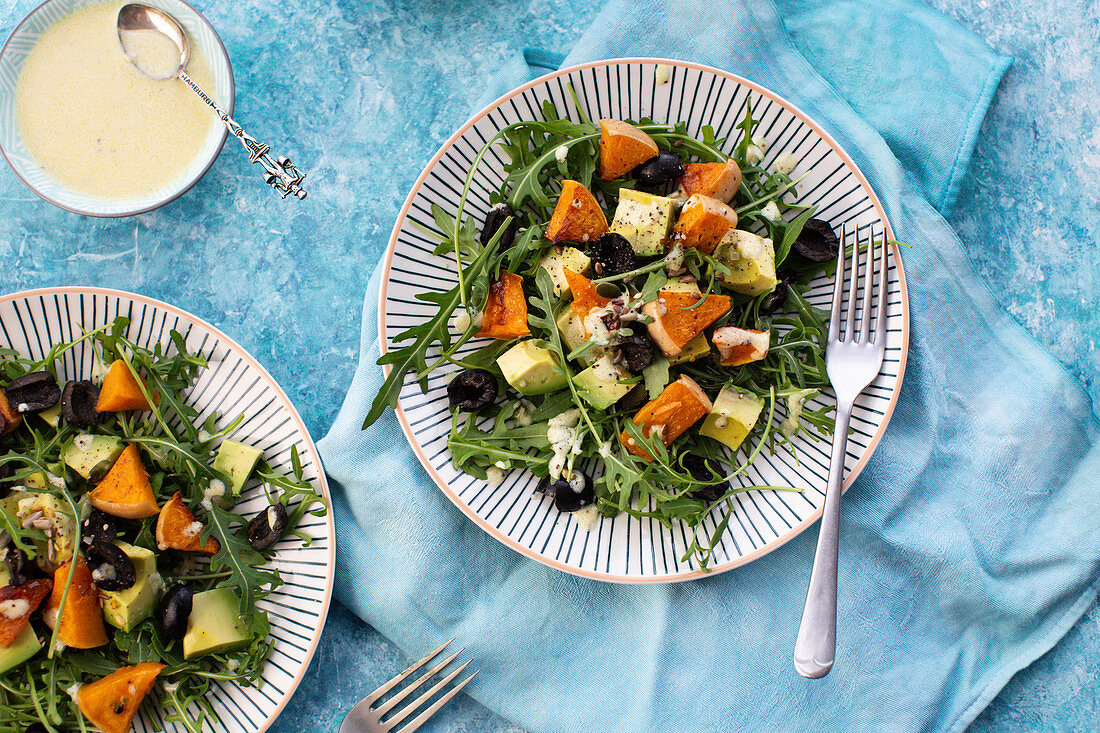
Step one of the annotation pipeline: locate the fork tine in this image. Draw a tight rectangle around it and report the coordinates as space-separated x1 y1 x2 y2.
384 659 475 732
365 639 454 704
875 231 888 344
828 227 846 342
373 646 465 718
843 225 860 341
394 669 480 733
858 228 875 343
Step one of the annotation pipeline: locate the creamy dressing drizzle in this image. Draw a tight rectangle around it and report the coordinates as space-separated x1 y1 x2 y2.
15 2 217 200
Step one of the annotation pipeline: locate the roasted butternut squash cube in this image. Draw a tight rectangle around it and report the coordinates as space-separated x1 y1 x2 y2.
77 662 164 733
620 376 712 461
87 443 160 519
477 272 530 340
678 160 743 202
712 326 770 366
670 195 738 254
44 558 108 649
545 180 609 244
599 119 660 180
563 268 613 336
0 390 22 437
156 492 219 555
96 360 158 412
641 291 731 357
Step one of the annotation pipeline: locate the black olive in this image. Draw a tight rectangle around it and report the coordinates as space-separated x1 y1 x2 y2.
535 475 559 498
615 333 656 374
588 232 637 278
158 583 193 640
792 219 840 262
480 203 520 251
247 503 289 550
4 372 61 414
682 454 728 502
81 508 125 548
4 546 32 586
631 151 685 188
84 540 136 592
446 369 498 413
25 723 48 733
60 380 101 427
552 471 595 513
759 280 789 315
0 462 12 484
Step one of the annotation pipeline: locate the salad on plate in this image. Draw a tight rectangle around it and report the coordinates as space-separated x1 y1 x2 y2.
0 318 326 732
367 95 848 569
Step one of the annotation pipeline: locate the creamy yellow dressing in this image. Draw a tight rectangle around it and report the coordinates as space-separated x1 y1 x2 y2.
15 2 217 200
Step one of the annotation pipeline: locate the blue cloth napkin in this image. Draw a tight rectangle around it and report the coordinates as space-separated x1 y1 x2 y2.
318 1 1100 730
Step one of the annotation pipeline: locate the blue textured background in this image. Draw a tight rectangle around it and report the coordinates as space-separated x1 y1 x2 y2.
0 0 1096 730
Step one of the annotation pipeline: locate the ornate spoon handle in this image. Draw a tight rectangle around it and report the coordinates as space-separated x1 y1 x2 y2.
179 71 306 200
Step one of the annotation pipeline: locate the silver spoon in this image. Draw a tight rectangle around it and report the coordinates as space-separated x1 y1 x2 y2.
116 3 306 199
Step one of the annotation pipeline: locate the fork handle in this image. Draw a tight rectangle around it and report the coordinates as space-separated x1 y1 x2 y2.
794 402 853 679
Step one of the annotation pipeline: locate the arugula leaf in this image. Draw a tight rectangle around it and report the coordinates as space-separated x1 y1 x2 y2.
205 503 283 625
363 233 499 429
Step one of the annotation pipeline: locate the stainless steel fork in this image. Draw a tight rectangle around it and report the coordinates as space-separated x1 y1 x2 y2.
794 227 888 679
339 639 479 733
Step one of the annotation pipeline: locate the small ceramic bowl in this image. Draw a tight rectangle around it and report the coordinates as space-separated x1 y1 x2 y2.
0 0 234 217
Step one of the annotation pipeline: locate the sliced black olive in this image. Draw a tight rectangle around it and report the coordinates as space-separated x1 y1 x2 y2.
4 372 61 414
682 454 728 502
81 508 125 548
60 380 101 427
552 471 595 513
631 151 685 188
446 369 498 413
587 232 637 279
247 503 289 550
759 280 789 316
4 546 32 586
616 333 656 373
480 203 520 251
792 219 840 262
85 540 136 592
158 583 193 640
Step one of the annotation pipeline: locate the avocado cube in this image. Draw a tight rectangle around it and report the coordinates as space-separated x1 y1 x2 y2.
183 587 252 659
22 472 47 490
573 357 633 410
0 564 9 586
699 387 765 452
539 247 592 298
713 229 778 296
62 435 124 481
5 491 76 572
35 405 61 428
660 279 701 295
496 340 568 396
213 440 263 496
668 333 711 366
100 541 164 633
555 310 597 367
0 625 40 674
609 189 675 256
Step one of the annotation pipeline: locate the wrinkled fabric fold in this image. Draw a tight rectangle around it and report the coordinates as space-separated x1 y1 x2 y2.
317 1 1100 731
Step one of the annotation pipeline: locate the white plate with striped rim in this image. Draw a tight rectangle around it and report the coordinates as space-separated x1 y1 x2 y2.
380 58 909 583
0 287 334 731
